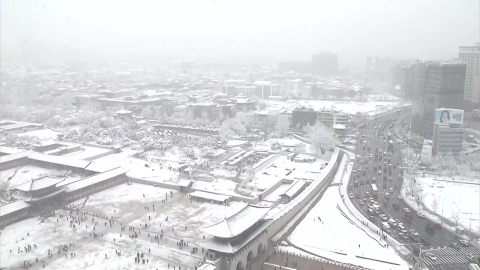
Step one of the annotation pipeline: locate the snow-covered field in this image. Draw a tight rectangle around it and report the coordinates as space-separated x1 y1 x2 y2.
0 212 93 268
191 178 238 196
63 146 111 160
288 186 408 269
93 150 179 182
260 156 327 182
45 236 183 270
17 128 62 140
72 182 245 242
408 175 480 233
126 198 246 242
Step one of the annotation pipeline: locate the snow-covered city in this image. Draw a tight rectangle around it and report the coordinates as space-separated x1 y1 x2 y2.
1 1 480 270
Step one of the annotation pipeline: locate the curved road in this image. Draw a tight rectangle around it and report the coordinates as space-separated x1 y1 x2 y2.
346 112 478 270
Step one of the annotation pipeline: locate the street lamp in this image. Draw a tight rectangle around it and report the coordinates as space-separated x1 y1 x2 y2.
441 197 446 217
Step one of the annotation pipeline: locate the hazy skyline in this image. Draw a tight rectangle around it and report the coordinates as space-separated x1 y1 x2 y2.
1 0 479 66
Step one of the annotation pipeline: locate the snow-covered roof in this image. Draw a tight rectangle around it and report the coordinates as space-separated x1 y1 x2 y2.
333 124 346 130
281 180 307 198
0 150 33 164
198 219 272 253
197 263 216 270
177 179 192 188
201 204 271 238
84 162 120 174
28 152 91 169
0 200 30 217
0 146 25 155
189 191 231 202
62 167 128 193
14 176 65 192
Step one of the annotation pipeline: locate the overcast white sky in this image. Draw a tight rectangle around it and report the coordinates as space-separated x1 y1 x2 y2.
1 0 479 65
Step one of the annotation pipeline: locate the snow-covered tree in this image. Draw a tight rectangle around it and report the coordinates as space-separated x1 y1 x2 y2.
141 106 154 119
274 116 290 137
451 211 461 226
258 100 267 109
303 122 336 154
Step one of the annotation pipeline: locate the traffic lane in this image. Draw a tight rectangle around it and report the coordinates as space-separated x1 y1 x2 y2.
357 148 452 248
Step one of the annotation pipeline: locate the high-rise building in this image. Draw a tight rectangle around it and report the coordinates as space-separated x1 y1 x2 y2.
411 62 466 139
459 43 480 108
432 108 464 155
312 52 338 77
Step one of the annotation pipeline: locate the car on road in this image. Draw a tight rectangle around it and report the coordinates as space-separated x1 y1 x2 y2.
425 252 437 261
397 224 407 233
366 192 370 197
465 254 476 262
403 208 411 213
389 188 393 193
399 232 409 241
385 192 390 198
349 193 354 198
369 198 375 203
417 212 425 218
380 214 388 220
460 239 470 246
450 242 460 249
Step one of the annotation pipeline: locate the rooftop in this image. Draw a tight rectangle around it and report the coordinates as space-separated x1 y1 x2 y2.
281 180 307 198
190 191 231 202
0 200 30 217
61 167 128 193
200 204 271 238
14 176 65 192
28 152 91 169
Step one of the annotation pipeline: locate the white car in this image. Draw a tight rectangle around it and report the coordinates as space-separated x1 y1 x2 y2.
403 207 411 213
380 214 388 220
389 188 393 193
417 212 425 218
459 239 470 246
349 193 354 198
425 252 437 260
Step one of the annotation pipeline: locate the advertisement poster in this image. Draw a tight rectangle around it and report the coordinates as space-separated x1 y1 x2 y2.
435 109 464 126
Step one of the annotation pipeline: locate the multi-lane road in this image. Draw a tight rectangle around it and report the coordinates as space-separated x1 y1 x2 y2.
346 112 479 270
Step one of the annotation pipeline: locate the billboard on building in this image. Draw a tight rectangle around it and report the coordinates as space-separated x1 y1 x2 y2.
435 108 464 126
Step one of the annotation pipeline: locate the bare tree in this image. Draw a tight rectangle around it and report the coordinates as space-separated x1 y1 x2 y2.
412 184 425 208
451 211 461 226
431 197 439 216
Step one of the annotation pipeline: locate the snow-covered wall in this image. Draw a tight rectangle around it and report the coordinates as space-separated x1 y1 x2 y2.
267 148 342 240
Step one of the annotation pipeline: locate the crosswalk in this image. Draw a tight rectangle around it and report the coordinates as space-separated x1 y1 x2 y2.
421 246 479 266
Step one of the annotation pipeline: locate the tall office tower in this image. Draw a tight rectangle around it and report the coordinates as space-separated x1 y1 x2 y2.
459 43 480 109
311 52 338 77
411 61 466 140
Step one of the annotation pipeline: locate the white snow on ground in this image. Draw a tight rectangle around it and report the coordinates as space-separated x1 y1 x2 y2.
62 146 111 160
71 182 246 242
71 183 179 218
191 178 239 196
46 237 179 270
17 129 62 140
288 156 409 270
93 150 179 182
260 156 327 182
0 212 92 268
404 174 480 235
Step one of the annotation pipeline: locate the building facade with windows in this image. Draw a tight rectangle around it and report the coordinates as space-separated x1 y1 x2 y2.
459 43 480 109
411 62 466 139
